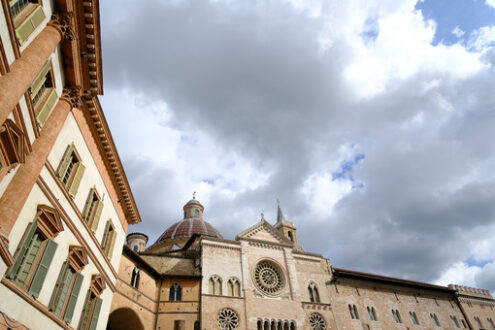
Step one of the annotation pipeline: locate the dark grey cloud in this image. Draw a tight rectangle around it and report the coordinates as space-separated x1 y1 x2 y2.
100 0 495 289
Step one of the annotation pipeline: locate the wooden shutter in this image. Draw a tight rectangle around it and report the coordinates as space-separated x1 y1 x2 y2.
101 221 111 249
82 189 95 221
57 144 74 178
90 201 103 233
79 292 92 330
50 261 69 312
16 232 42 287
29 239 58 297
7 220 37 279
36 89 58 127
68 163 85 197
64 273 83 323
15 5 46 45
107 229 117 259
30 61 51 97
88 297 102 330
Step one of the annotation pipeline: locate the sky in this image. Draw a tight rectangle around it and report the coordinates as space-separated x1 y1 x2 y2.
99 0 495 291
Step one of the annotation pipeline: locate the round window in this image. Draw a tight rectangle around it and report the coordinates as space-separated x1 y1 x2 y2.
218 308 239 329
253 260 284 295
309 313 326 330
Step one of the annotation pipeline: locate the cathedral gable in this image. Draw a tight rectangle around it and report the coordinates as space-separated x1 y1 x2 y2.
236 220 291 245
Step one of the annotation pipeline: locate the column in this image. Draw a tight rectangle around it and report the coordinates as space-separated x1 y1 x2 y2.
0 24 62 125
0 91 75 240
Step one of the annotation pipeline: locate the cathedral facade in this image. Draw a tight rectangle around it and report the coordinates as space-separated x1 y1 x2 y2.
109 198 495 330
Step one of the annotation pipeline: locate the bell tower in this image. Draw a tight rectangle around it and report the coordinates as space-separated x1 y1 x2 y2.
274 201 301 249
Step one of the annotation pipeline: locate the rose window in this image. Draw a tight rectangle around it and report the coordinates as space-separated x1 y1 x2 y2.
254 260 284 295
218 308 239 329
309 313 326 330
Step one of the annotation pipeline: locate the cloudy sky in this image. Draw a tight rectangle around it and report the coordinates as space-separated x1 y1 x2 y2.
99 0 495 291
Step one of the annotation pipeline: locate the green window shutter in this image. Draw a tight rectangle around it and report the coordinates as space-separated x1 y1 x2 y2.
68 163 85 197
107 230 117 260
57 144 74 178
88 297 102 330
82 189 95 221
90 201 103 233
36 89 58 127
7 220 37 279
16 232 42 288
15 6 46 45
30 60 51 97
29 239 58 298
50 261 69 312
79 292 92 330
101 221 111 249
64 273 83 323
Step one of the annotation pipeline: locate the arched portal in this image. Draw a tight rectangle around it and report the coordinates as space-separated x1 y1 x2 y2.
107 307 144 330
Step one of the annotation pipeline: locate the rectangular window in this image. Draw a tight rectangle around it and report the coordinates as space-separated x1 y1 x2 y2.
101 220 116 259
57 144 85 197
29 61 58 128
78 291 102 330
7 220 58 298
82 188 103 232
13 2 46 45
50 261 84 323
431 313 440 327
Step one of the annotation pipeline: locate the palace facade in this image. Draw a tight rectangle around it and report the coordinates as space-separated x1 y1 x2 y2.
0 0 140 329
109 198 495 330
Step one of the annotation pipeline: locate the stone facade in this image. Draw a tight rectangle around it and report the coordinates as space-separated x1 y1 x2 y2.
108 199 495 330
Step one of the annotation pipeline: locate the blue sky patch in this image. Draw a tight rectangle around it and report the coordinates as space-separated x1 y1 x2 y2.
332 153 365 182
415 0 495 46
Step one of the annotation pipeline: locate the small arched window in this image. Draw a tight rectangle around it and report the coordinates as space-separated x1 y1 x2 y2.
169 283 182 301
208 275 222 295
130 266 140 289
133 245 138 252
308 282 320 303
349 304 359 319
194 209 200 217
288 231 293 242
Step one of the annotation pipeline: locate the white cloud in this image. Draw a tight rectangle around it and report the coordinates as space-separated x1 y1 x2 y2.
436 262 481 287
486 0 495 9
452 25 465 38
469 25 495 51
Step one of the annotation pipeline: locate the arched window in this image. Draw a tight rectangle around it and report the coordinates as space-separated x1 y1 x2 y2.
367 306 377 321
208 275 222 295
392 310 402 323
290 321 296 330
130 266 140 289
308 282 320 303
194 321 200 330
431 313 440 327
257 319 262 330
194 209 200 217
474 316 483 329
169 283 182 301
227 277 241 297
133 245 138 252
288 231 293 242
349 304 359 319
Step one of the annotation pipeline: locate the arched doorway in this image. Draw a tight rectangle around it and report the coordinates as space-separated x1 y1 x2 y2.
107 308 144 330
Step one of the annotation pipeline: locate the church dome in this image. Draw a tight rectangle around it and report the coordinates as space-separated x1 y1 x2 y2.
155 197 223 243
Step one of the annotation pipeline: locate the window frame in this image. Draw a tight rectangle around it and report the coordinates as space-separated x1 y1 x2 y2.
101 220 117 259
0 119 27 174
82 188 103 233
57 144 86 197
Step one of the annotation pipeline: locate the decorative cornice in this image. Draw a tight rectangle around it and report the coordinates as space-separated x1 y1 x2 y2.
48 12 76 41
68 246 89 272
90 274 106 296
61 86 82 109
83 97 141 225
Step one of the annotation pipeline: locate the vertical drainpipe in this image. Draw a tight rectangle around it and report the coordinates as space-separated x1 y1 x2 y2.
155 277 163 330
